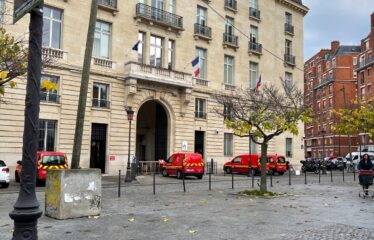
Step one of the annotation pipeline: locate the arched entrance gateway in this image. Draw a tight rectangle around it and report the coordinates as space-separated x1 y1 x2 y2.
136 101 169 168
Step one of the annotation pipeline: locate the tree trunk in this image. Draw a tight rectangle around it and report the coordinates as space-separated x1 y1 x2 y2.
260 142 268 192
71 0 98 169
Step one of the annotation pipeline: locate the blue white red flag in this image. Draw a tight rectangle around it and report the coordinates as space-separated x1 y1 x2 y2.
255 74 262 91
132 40 140 51
191 56 200 77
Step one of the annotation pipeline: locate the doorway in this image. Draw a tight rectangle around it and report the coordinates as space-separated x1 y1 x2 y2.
90 123 107 173
194 131 205 158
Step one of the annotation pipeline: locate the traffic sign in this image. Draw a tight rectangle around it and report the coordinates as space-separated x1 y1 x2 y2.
13 0 42 24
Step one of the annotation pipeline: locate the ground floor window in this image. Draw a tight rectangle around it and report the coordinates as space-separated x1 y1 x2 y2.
224 133 233 156
286 137 293 157
38 120 57 151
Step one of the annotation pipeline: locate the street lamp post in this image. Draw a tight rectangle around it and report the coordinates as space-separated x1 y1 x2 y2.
125 107 135 182
9 4 44 239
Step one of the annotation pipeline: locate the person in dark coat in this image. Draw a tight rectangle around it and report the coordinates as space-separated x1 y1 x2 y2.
358 154 374 195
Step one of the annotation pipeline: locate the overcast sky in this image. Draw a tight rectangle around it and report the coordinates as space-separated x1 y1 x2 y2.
303 0 374 61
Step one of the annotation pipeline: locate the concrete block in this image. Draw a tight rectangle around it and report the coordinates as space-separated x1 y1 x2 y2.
45 169 101 220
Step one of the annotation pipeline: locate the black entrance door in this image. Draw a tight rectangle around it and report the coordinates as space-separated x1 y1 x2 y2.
195 131 205 158
90 123 107 173
155 103 168 161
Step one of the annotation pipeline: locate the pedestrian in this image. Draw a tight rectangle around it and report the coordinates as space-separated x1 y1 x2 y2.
358 154 373 195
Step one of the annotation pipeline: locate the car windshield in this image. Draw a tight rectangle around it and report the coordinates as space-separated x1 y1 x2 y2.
278 157 286 163
42 155 65 165
0 160 5 167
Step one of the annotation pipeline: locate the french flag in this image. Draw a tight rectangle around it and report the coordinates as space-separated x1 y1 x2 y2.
255 74 262 91
191 56 200 77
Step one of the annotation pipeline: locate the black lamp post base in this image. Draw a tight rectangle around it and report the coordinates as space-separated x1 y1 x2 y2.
124 168 132 183
9 208 43 240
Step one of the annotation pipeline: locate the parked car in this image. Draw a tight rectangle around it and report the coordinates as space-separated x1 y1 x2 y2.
346 152 374 168
0 160 10 188
159 153 204 179
15 151 68 185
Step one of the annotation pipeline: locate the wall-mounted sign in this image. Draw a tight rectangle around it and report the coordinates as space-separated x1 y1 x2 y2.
182 141 188 151
109 155 115 161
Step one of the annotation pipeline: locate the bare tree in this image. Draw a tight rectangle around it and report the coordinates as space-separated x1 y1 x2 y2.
213 79 310 192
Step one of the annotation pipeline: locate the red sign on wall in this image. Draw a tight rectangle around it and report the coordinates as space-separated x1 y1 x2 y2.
109 155 115 161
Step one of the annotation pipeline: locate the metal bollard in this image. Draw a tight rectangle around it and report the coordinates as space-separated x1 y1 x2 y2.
353 163 356 182
209 159 213 191
330 168 333 182
270 171 273 187
342 168 345 182
252 170 254 188
231 169 234 189
182 168 186 193
153 171 156 195
118 170 121 198
288 168 291 186
304 170 307 184
318 163 321 184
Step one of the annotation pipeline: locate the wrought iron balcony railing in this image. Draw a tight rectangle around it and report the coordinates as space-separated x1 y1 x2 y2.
355 55 374 70
285 23 294 35
135 3 183 30
195 111 207 119
224 0 237 10
98 0 117 9
248 41 262 54
249 7 261 20
223 33 238 47
40 92 60 104
284 53 296 66
194 23 212 39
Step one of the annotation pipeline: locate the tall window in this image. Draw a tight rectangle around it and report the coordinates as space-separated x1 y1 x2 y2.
41 75 59 103
151 0 164 20
0 0 4 25
167 40 175 70
285 72 293 89
93 83 109 108
195 98 206 119
250 136 258 154
152 0 164 9
196 6 207 26
195 48 207 79
250 25 258 43
138 32 145 64
285 12 292 24
224 133 233 156
285 40 292 55
42 6 62 49
286 138 293 157
224 55 234 85
150 35 163 67
249 61 258 89
250 0 258 9
93 21 111 59
223 104 233 120
38 120 57 151
169 0 175 13
225 17 234 35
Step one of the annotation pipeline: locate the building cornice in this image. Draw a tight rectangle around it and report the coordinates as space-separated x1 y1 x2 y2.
276 0 309 16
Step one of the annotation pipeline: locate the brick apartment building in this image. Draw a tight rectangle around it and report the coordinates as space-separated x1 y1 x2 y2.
304 41 361 158
355 13 374 150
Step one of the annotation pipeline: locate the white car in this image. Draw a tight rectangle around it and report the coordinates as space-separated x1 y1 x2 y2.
0 160 10 188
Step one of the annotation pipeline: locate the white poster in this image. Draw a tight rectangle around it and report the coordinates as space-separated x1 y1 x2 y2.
182 141 188 151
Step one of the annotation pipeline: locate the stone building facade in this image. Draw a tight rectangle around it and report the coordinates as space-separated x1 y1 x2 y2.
0 0 308 175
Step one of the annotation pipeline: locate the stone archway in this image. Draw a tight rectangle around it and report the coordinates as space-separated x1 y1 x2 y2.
136 101 169 163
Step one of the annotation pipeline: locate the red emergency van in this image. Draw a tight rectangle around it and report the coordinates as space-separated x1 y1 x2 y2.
159 152 204 179
15 151 68 184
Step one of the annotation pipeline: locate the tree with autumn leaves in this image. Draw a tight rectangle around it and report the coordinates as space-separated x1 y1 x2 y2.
214 79 311 192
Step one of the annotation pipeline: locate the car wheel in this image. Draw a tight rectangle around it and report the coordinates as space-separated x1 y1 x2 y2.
3 183 9 188
278 172 285 176
197 175 203 180
162 169 168 177
225 167 232 174
177 171 182 179
15 171 20 183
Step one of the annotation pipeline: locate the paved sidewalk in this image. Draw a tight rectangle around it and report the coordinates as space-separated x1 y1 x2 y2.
0 173 373 240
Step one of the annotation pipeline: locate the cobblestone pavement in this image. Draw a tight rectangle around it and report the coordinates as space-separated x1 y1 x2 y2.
0 173 373 240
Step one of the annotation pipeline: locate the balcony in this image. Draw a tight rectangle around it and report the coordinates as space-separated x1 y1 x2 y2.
40 92 60 104
98 0 118 15
224 0 237 12
223 33 239 49
194 23 212 40
92 98 110 109
223 83 236 91
355 55 374 71
248 41 262 55
42 47 66 60
285 23 294 35
284 53 295 66
92 57 115 69
313 76 334 90
249 7 261 20
124 62 192 88
135 3 184 32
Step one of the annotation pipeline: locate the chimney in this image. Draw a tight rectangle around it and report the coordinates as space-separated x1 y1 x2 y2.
371 12 374 29
331 41 340 54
